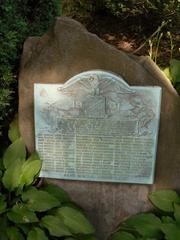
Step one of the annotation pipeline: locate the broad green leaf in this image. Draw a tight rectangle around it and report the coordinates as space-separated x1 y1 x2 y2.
170 59 180 84
149 190 180 212
17 224 30 234
162 67 172 81
56 206 95 234
161 216 175 224
0 195 7 214
42 184 71 203
124 213 162 238
6 226 24 240
22 188 60 212
8 115 20 142
20 159 42 186
27 227 48 240
2 159 22 191
27 152 40 162
3 138 26 169
161 223 180 240
174 204 180 225
7 203 38 223
41 215 71 237
111 231 136 240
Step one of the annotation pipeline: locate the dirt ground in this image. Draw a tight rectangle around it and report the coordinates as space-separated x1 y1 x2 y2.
69 13 180 67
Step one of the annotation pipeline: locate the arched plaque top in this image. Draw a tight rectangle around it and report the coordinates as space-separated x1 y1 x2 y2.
59 70 134 94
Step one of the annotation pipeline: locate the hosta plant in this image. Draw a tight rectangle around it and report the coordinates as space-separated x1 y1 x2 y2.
0 116 96 240
163 58 180 94
110 189 180 240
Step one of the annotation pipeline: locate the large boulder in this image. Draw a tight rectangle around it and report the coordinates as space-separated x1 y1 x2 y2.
19 17 180 239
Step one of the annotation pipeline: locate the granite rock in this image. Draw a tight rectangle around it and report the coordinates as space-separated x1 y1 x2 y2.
19 17 180 239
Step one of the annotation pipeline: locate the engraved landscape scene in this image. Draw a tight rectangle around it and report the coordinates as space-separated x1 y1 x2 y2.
35 71 161 184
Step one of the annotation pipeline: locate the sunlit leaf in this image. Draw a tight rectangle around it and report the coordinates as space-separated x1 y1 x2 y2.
170 59 180 84
56 206 95 234
27 227 48 240
22 188 60 212
8 115 20 143
3 138 26 169
149 190 180 212
41 215 71 237
2 159 22 191
7 204 38 223
20 159 42 186
162 67 172 81
27 152 40 162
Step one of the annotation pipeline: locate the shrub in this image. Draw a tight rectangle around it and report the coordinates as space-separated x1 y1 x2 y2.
0 116 96 239
0 0 61 137
105 0 179 19
110 189 180 239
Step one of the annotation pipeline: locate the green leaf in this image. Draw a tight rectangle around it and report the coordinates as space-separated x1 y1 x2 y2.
162 67 172 81
161 223 180 240
41 215 71 237
42 184 71 203
3 138 26 169
2 159 22 191
149 190 180 212
22 188 60 212
161 216 175 224
124 213 162 238
8 115 20 142
7 203 38 223
170 59 180 84
20 159 42 186
17 224 30 234
6 226 24 240
27 152 40 162
0 195 7 214
111 231 136 240
56 206 95 234
27 227 48 240
174 204 180 225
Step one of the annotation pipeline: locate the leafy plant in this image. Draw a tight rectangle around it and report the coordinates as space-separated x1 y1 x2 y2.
110 189 180 240
163 58 180 94
0 116 96 239
0 0 61 137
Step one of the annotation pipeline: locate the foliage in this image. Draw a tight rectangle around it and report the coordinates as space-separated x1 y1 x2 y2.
110 189 180 240
105 0 179 20
0 0 61 136
163 59 180 94
0 116 96 239
62 0 104 17
62 0 179 26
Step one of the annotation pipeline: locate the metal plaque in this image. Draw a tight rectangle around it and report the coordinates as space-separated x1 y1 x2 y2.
34 70 161 184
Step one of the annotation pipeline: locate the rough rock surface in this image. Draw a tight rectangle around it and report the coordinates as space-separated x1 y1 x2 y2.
19 17 180 239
